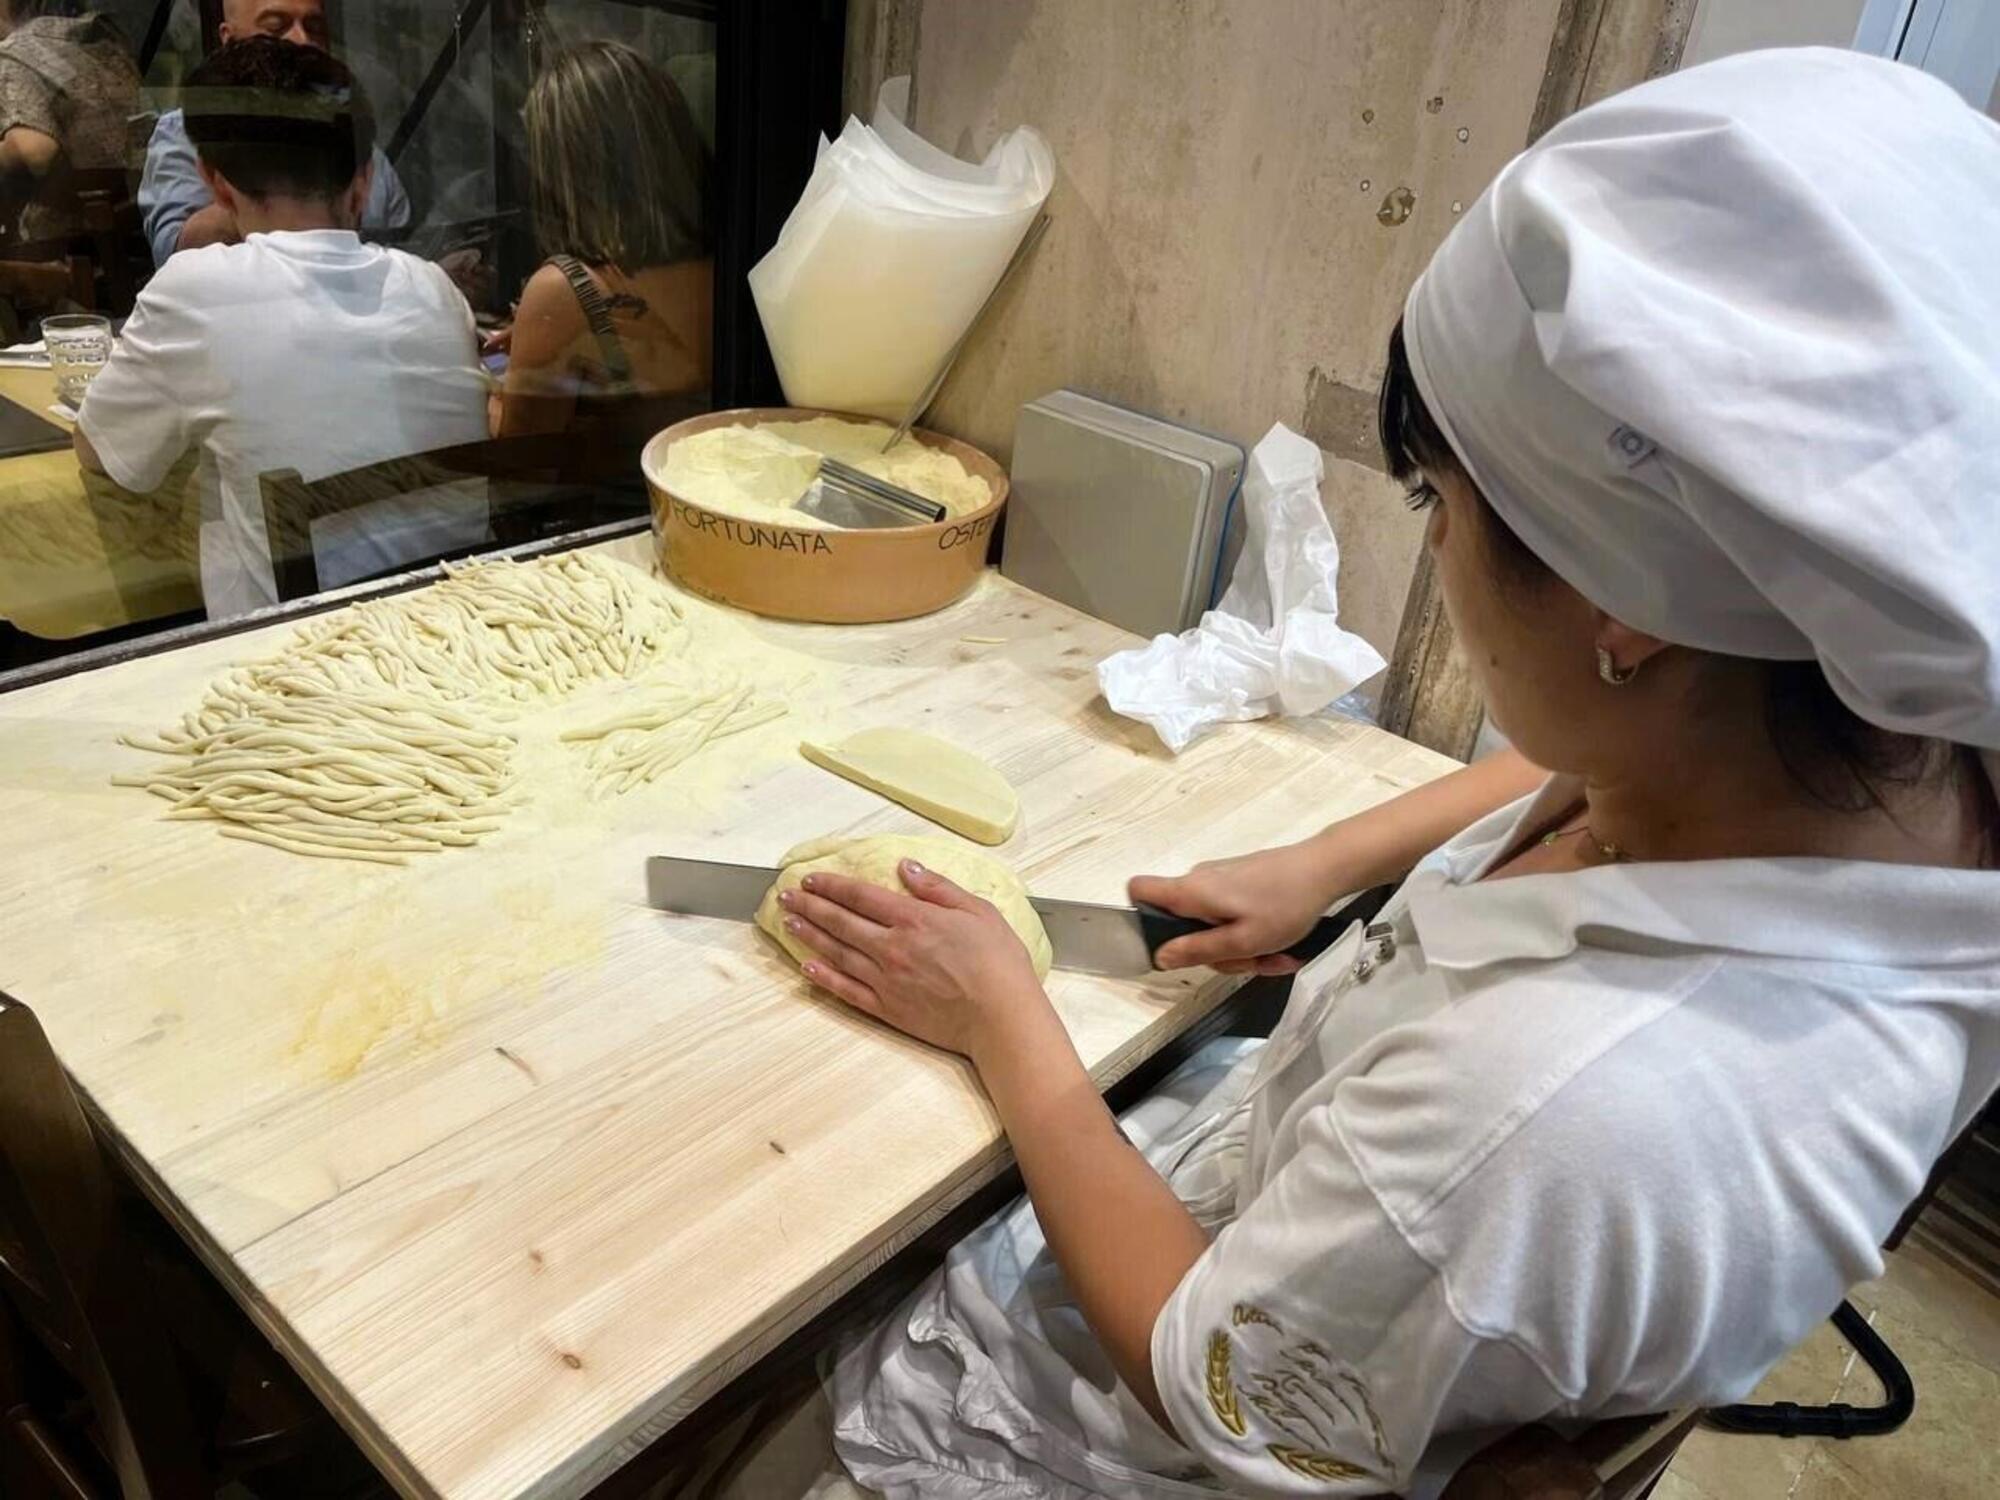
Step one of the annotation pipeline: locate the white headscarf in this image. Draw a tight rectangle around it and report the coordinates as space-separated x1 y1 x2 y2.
1403 48 2000 790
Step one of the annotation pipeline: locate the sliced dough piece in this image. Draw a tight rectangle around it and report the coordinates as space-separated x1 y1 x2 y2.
800 728 1019 845
754 833 1052 978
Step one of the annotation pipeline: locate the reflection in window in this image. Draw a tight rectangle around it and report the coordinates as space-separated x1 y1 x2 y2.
76 35 490 619
0 2 143 338
0 0 720 667
494 38 712 470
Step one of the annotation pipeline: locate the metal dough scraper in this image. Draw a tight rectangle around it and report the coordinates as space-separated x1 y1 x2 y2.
796 457 947 529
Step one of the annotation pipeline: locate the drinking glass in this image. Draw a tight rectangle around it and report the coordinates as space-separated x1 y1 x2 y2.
44 314 113 408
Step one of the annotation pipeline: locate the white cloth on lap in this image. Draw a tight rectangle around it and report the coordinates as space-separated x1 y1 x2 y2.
831 1037 1263 1499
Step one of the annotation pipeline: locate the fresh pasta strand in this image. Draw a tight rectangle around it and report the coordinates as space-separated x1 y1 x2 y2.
117 553 692 862
564 673 790 794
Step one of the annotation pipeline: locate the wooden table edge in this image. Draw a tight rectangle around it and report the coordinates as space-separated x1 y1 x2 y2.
77 968 1252 1500
566 972 1264 1500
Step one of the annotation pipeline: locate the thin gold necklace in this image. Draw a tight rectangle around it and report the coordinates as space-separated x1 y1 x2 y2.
1541 822 1631 863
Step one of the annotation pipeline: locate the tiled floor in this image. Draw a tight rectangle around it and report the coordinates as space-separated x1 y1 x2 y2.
1659 1240 2000 1499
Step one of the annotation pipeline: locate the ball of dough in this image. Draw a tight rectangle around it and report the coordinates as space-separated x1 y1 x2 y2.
755 834 1052 979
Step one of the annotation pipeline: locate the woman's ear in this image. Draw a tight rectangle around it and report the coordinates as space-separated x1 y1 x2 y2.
1596 615 1674 679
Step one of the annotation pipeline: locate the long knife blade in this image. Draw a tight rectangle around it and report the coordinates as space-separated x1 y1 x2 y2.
1026 896 1157 976
645 857 1153 973
645 856 1359 977
646 856 1156 973
646 855 776 922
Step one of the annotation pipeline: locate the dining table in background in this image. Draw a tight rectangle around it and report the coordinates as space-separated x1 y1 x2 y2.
0 361 201 642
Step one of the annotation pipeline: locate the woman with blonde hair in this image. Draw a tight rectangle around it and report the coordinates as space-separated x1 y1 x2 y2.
491 39 711 471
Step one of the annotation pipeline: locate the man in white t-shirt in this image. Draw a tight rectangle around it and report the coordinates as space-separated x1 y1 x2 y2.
77 37 487 620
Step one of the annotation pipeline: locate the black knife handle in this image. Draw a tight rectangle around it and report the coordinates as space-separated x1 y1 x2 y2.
1134 902 1357 970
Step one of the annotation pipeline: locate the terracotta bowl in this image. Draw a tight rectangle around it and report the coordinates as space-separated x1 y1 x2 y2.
641 407 1009 624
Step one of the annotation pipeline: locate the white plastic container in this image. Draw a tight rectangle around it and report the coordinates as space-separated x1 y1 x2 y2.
749 79 1054 421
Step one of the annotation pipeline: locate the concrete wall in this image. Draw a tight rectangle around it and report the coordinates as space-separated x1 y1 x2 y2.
846 0 1564 658
1684 0 1866 64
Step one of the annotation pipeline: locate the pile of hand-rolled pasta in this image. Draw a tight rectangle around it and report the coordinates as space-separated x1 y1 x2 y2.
260 549 688 706
118 682 515 865
113 552 771 865
560 672 788 795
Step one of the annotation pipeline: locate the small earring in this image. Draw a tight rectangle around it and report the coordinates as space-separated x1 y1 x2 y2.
1597 646 1636 686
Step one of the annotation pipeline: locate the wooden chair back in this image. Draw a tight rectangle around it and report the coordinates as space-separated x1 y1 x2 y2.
0 167 149 316
258 432 599 601
0 992 207 1499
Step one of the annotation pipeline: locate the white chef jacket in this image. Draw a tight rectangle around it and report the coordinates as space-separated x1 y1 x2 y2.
831 779 2000 1499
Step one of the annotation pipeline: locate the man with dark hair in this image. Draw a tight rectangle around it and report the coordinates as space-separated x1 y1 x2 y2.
75 37 487 620
136 0 408 266
180 32 375 226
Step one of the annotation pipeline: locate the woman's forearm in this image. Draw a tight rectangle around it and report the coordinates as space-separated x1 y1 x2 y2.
973 999 1205 1434
1302 745 1543 896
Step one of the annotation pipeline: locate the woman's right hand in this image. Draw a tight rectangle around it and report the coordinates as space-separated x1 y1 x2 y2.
1128 841 1352 976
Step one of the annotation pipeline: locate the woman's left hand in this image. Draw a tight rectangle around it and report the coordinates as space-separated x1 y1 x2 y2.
778 859 1052 1061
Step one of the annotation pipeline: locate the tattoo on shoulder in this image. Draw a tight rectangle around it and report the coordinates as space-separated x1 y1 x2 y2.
604 291 651 318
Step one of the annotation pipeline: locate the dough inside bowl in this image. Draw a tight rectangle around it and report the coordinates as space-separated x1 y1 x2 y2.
657 418 991 530
754 834 1052 978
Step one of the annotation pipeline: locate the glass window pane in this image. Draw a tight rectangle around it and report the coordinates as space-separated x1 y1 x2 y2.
1 0 718 672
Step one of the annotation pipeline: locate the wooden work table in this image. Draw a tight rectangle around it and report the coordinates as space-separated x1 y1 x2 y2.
0 534 1457 1499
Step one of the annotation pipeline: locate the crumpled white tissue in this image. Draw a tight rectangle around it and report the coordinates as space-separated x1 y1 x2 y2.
1097 423 1388 752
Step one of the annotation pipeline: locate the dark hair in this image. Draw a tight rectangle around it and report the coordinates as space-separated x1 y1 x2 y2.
526 40 710 272
182 37 374 203
1378 316 1997 848
1379 318 1465 494
8 1 89 18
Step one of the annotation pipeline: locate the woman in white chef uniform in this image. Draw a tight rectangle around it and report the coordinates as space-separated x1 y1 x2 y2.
770 48 2000 1499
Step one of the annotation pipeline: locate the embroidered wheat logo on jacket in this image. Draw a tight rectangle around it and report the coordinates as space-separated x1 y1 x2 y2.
1270 1444 1374 1482
1204 1305 1396 1487
1204 1331 1247 1436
